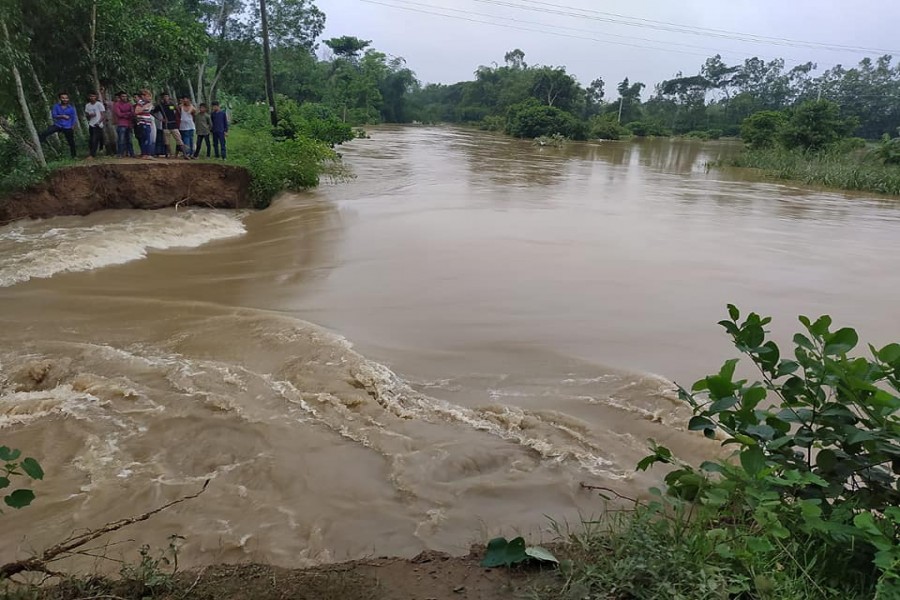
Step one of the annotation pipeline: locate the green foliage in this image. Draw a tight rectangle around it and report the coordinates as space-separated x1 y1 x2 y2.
740 110 787 149
589 116 630 140
0 446 43 510
872 132 900 165
727 147 900 195
505 99 586 140
639 306 900 596
625 120 671 137
477 115 505 132
232 128 336 209
779 100 858 151
480 536 557 568
118 535 184 598
273 97 354 146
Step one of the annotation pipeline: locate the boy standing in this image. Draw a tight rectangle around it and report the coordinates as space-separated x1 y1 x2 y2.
178 97 196 157
134 89 156 159
84 92 106 159
210 101 228 159
193 103 213 158
39 92 77 158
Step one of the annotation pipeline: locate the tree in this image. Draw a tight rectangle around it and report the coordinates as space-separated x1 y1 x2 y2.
325 36 371 60
740 110 787 149
530 66 580 110
779 99 857 150
260 0 325 50
504 48 526 70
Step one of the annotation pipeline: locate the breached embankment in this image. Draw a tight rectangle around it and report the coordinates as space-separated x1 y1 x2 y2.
0 162 252 224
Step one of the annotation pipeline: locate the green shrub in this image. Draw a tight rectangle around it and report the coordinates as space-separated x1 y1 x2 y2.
707 128 723 140
625 120 671 137
740 110 787 149
685 130 711 140
639 306 900 597
478 115 505 132
234 133 337 209
589 116 630 140
833 137 868 154
872 133 900 165
505 99 586 140
779 100 858 151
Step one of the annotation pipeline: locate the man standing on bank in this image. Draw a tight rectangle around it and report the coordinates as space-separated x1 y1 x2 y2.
84 91 106 159
39 92 77 159
113 91 135 158
210 101 228 160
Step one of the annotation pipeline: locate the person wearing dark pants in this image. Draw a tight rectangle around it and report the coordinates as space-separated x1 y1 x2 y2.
210 101 228 159
113 91 135 158
39 92 77 158
193 103 212 158
84 91 106 159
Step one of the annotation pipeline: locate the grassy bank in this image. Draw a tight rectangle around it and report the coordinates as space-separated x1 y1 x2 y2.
725 147 900 196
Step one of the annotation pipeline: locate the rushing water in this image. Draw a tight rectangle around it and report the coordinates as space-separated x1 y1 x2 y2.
2 127 900 568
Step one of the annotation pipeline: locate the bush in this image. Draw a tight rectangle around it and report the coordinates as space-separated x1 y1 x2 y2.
707 128 723 140
685 130 710 140
505 99 586 140
779 100 858 151
872 133 900 165
274 98 354 147
639 306 900 597
833 137 868 154
625 120 671 137
478 115 505 132
234 133 337 209
740 110 787 149
589 116 630 140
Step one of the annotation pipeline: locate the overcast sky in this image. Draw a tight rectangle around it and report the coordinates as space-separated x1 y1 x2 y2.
316 0 900 93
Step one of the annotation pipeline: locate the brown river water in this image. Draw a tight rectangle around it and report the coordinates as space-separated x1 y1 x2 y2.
2 127 900 569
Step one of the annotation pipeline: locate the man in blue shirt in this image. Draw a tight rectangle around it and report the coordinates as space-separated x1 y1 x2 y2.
210 101 228 159
39 92 78 158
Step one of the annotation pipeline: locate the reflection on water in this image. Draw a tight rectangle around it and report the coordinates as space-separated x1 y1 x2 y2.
1 127 900 571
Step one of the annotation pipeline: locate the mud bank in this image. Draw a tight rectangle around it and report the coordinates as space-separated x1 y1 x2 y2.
0 161 251 223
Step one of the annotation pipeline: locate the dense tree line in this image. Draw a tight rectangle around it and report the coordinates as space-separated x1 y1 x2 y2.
410 49 900 142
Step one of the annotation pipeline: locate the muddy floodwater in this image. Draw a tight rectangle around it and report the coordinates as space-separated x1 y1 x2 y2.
2 127 900 568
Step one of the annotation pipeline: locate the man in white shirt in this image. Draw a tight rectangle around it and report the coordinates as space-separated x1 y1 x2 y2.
84 92 106 159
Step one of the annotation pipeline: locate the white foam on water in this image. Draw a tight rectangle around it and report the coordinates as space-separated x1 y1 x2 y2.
0 209 246 287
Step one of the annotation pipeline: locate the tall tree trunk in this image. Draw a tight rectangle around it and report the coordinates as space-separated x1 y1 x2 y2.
196 56 207 105
259 0 278 126
28 62 52 122
207 60 228 103
187 78 196 105
1 20 46 168
210 0 230 103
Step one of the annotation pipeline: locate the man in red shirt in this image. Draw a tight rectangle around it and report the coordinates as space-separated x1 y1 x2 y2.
112 91 135 158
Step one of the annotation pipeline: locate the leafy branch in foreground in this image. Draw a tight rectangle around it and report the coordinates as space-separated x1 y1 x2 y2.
0 446 43 510
639 306 899 597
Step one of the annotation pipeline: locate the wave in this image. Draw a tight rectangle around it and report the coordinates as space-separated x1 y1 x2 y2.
0 209 246 287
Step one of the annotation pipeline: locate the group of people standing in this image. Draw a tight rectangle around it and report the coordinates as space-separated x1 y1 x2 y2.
39 91 230 161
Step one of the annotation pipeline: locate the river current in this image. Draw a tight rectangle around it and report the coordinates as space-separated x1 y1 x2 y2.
2 127 899 568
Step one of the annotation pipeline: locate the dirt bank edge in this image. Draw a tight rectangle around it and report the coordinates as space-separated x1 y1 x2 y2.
0 162 252 224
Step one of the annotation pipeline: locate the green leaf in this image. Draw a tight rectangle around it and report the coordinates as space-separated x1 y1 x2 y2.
877 343 900 364
0 447 21 462
745 424 776 441
709 396 739 413
481 537 529 567
809 315 833 337
0 477 9 490
740 446 766 476
727 304 740 321
793 333 814 351
853 512 884 539
700 461 726 474
824 327 858 355
524 546 558 564
20 458 43 481
4 489 35 509
741 386 767 410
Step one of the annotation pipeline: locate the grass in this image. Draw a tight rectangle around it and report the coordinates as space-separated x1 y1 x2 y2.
724 146 900 196
534 502 875 600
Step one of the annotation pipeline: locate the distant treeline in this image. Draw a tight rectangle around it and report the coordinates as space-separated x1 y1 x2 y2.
408 50 900 142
